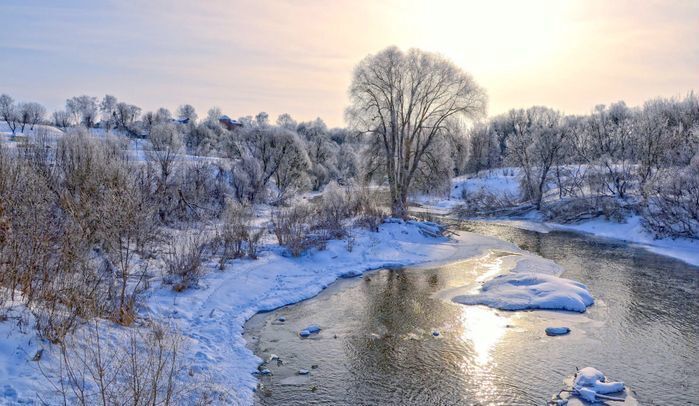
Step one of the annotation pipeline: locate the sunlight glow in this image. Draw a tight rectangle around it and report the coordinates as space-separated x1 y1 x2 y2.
460 305 509 366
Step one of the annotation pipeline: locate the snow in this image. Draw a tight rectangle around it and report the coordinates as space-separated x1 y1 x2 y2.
453 271 594 312
300 324 321 337
571 367 626 403
0 304 45 405
549 216 699 267
435 246 593 313
450 168 521 200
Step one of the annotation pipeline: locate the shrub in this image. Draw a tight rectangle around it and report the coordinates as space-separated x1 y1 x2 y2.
41 321 185 406
218 201 262 267
164 232 207 291
271 203 315 256
642 160 699 238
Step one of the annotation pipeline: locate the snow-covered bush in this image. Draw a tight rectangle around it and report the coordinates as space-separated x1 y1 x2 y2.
216 200 263 266
543 196 632 224
316 182 352 238
43 321 188 405
164 232 207 292
271 202 319 256
642 159 699 238
455 187 523 218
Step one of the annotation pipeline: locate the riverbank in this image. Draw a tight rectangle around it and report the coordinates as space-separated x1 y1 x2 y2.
413 168 699 268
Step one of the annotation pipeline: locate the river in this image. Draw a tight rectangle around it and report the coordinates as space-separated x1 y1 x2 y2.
245 221 699 405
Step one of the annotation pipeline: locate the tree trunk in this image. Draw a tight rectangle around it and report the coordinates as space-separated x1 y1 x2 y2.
390 188 409 219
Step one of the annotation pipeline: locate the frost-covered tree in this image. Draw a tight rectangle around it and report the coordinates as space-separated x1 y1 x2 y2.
466 123 499 173
276 113 297 130
576 102 635 198
53 110 71 129
347 46 486 218
18 102 45 132
207 107 222 123
177 104 197 124
100 94 118 132
506 107 569 209
0 94 18 135
147 123 182 185
114 102 142 135
235 126 310 202
66 95 99 128
254 111 269 127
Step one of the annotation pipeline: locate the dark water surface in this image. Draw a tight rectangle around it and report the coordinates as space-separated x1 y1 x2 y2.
245 222 699 405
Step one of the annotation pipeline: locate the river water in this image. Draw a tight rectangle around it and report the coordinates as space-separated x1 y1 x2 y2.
245 221 699 405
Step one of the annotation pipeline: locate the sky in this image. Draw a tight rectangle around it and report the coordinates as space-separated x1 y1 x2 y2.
1 0 697 127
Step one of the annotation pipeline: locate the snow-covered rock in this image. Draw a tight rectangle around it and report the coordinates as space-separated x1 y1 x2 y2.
574 367 606 387
573 367 626 402
453 272 594 312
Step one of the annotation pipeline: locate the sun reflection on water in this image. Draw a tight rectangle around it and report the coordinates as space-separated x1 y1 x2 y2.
459 305 511 402
461 306 509 365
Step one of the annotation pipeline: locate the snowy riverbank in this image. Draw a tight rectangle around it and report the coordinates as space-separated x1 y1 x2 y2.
415 168 699 268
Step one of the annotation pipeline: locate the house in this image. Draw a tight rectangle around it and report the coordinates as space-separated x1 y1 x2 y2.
219 115 243 130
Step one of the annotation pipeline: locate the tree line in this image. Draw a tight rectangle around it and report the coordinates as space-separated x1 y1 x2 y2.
462 94 699 237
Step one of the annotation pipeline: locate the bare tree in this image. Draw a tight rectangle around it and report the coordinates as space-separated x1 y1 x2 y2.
53 110 72 129
17 102 46 132
99 94 118 132
114 102 142 135
0 94 18 135
176 104 197 124
147 123 182 187
347 46 486 218
66 95 99 128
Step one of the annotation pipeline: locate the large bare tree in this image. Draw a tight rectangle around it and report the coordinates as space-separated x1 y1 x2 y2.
347 47 486 218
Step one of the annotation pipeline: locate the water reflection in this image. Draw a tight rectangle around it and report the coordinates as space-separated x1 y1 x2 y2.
460 306 509 366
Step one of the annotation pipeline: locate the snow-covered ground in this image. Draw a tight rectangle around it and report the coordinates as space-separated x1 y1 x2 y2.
417 169 699 268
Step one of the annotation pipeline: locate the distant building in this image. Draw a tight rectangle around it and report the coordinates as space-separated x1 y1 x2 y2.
219 115 243 130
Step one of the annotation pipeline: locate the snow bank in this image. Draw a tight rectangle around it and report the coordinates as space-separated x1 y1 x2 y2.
549 216 699 267
453 272 594 312
445 250 594 313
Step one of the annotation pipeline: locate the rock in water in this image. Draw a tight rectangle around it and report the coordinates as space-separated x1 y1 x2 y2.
574 367 606 386
550 367 633 405
545 326 571 336
306 325 321 333
299 324 321 337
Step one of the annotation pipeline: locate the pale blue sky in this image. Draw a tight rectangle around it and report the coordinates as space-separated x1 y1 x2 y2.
1 0 697 126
